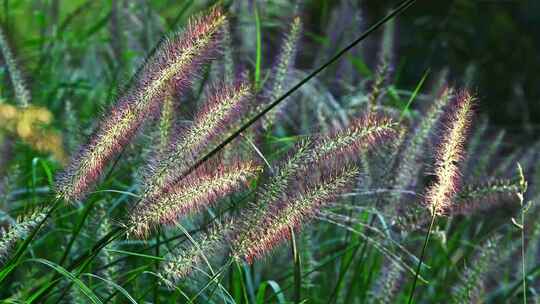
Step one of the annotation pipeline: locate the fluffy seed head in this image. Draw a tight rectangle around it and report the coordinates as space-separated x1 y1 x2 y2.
256 139 313 209
393 87 452 197
0 26 31 107
0 208 49 263
262 15 302 130
142 80 253 200
55 8 227 202
158 93 175 152
129 161 259 238
450 235 500 303
233 166 359 263
160 220 233 284
449 179 520 215
424 90 474 216
310 115 397 166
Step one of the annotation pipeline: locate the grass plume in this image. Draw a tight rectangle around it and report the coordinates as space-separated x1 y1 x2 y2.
160 220 234 285
129 161 259 238
233 166 360 263
141 80 253 202
424 90 474 216
0 208 49 263
56 7 227 202
232 116 395 263
0 26 30 107
450 235 500 303
262 15 303 130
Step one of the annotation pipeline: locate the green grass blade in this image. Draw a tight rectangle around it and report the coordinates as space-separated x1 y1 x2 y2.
26 258 103 304
82 273 138 304
290 227 301 304
256 280 287 304
399 68 430 122
254 3 262 90
104 248 165 261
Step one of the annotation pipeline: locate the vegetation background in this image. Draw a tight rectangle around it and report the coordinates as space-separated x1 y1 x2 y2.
0 0 539 303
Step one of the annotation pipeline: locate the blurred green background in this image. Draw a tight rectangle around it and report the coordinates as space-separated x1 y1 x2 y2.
305 0 540 137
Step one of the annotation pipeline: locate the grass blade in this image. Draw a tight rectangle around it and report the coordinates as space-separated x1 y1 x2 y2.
82 273 138 304
26 258 103 304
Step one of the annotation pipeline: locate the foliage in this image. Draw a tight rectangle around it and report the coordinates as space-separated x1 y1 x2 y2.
0 1 538 303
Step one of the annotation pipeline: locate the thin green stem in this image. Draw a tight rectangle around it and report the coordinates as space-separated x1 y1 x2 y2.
58 199 97 266
290 227 301 304
254 2 262 90
154 229 161 304
407 212 436 304
521 204 527 304
175 0 417 185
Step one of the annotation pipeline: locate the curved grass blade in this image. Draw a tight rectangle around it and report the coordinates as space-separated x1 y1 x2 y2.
256 280 287 304
26 258 103 304
82 273 138 304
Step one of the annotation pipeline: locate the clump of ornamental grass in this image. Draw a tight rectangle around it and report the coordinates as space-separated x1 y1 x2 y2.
156 116 396 280
56 7 227 202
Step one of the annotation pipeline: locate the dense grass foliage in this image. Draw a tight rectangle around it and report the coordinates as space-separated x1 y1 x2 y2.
0 1 539 303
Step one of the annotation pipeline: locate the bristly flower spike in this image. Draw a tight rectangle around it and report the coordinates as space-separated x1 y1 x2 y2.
160 220 234 285
233 166 360 263
310 115 397 166
141 80 253 201
424 90 474 216
158 93 175 153
262 15 302 130
392 87 453 202
56 7 227 202
229 116 395 263
0 208 49 263
0 26 31 108
449 179 520 215
129 161 259 238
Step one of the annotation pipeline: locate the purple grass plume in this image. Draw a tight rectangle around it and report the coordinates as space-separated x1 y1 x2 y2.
55 7 227 202
424 90 474 216
233 166 359 263
128 161 259 238
140 80 253 203
231 116 396 263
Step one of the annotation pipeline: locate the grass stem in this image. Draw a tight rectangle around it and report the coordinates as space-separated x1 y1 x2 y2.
290 227 301 304
407 212 436 304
